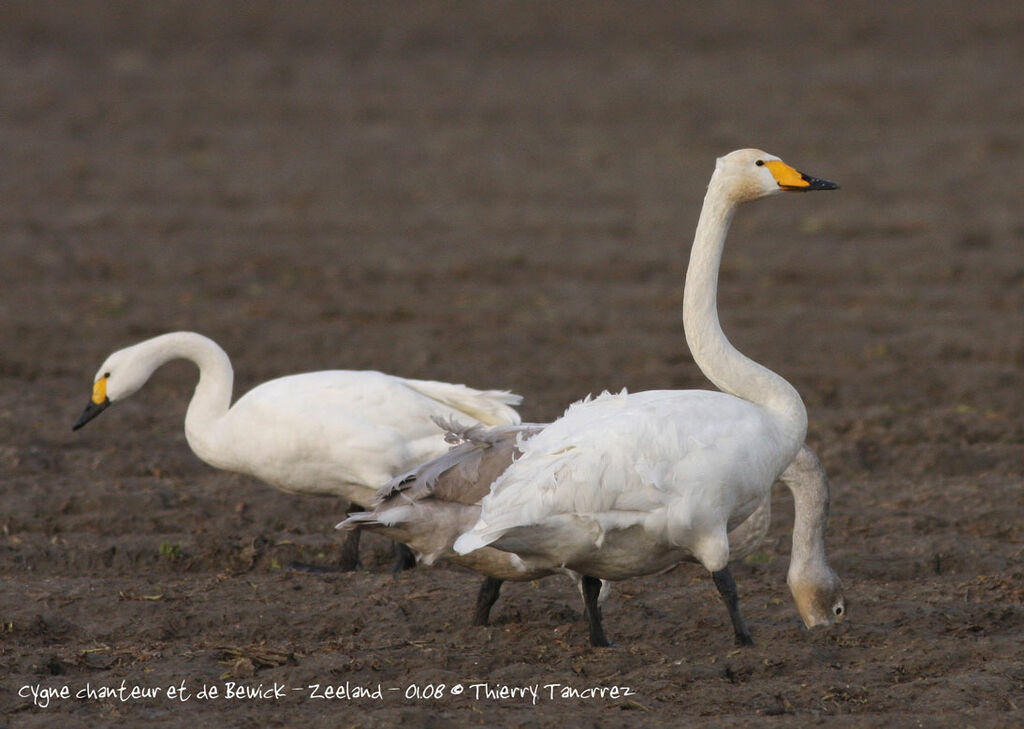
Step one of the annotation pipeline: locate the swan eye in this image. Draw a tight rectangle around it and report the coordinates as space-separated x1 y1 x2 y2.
755 160 765 167
104 372 111 379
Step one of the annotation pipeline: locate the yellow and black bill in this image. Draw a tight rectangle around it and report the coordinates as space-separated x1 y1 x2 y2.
72 376 111 431
72 398 110 430
765 160 839 191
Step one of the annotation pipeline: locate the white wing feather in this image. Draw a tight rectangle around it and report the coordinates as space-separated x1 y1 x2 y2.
453 389 789 572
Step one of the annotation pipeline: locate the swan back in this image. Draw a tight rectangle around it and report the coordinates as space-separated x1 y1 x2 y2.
400 381 522 427
202 370 517 496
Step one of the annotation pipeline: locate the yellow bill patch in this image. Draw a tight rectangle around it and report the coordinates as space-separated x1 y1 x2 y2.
91 376 108 404
765 160 809 189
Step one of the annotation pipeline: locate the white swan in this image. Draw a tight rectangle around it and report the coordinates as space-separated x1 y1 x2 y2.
338 418 786 638
72 331 522 570
453 149 844 646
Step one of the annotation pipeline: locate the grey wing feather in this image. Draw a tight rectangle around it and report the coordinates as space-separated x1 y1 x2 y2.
374 420 547 506
336 511 382 531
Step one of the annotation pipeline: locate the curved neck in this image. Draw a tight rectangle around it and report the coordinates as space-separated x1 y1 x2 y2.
781 447 831 580
683 175 807 445
137 332 234 459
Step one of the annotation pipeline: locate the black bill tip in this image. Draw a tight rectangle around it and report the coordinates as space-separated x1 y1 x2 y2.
72 398 110 431
802 174 839 191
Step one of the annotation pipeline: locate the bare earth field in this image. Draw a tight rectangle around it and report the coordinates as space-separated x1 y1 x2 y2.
1 2 1022 727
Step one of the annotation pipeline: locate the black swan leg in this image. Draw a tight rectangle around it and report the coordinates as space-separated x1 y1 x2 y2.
472 577 504 626
712 566 754 646
582 575 612 647
390 542 418 574
336 504 363 572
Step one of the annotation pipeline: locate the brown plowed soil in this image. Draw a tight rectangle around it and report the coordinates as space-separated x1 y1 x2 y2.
2 2 1022 727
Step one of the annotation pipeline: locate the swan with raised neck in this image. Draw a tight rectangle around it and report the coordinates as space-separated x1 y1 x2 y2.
453 149 843 646
684 152 813 447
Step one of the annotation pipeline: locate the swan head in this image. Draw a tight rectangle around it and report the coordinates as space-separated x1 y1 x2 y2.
788 567 846 629
714 148 839 203
72 343 157 430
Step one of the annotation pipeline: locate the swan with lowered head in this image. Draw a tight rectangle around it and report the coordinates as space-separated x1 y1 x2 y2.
72 331 522 571
339 418 804 642
453 149 844 646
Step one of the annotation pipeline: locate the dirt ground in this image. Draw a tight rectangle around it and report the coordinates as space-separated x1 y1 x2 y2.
2 2 1022 727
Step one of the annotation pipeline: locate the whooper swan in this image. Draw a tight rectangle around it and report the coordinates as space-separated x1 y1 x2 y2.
452 149 844 647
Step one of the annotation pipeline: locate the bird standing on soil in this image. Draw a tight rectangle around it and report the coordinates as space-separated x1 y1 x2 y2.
71 331 522 571
452 149 845 646
338 418 800 638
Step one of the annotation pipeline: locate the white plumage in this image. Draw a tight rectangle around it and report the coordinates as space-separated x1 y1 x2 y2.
454 149 845 644
72 331 522 569
337 416 790 633
457 389 788 577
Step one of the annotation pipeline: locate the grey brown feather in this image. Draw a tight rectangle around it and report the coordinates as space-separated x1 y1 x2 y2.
373 419 545 506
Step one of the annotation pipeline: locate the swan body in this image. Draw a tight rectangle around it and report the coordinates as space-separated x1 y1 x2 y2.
72 331 522 567
455 389 793 577
339 417 778 628
453 149 844 642
342 416 778 575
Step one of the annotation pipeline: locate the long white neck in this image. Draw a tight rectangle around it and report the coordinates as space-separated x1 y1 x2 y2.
683 174 808 446
132 332 235 465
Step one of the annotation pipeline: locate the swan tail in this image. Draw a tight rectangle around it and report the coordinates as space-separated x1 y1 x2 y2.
453 529 500 555
403 379 523 426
